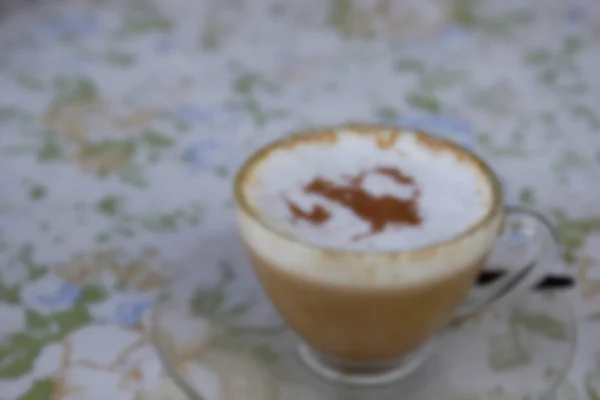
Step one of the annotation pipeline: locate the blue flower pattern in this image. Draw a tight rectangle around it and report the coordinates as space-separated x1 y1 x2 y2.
22 275 83 315
38 12 100 40
565 5 585 23
114 298 151 327
173 105 247 173
89 292 154 327
173 105 244 128
35 283 81 307
154 36 173 54
182 139 221 172
174 106 217 125
441 23 465 41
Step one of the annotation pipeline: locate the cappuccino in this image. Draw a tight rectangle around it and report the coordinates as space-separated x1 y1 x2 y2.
238 127 496 287
234 126 502 362
246 129 490 250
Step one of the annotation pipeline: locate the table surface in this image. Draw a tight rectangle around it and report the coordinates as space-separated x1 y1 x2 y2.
1 0 600 399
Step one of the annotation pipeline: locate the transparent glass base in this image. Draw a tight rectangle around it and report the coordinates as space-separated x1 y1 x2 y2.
152 289 575 400
149 231 577 400
297 341 436 386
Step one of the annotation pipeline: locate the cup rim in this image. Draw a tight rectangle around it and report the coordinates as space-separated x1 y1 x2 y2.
233 123 504 257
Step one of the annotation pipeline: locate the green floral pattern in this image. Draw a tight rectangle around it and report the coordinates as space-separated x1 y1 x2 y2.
0 0 599 398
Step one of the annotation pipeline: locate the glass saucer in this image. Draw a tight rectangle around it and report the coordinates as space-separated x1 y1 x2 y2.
151 230 576 400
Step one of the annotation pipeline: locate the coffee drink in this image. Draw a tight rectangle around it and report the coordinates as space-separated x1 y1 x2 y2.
234 125 503 362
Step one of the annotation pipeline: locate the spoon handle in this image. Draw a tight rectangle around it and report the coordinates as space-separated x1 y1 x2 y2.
477 270 574 291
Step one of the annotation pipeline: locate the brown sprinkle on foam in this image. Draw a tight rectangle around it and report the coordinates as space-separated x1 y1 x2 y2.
285 166 422 240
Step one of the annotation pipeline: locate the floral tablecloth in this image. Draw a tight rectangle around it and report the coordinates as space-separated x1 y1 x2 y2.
2 0 600 399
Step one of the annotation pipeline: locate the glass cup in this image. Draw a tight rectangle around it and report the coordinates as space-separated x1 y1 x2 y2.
233 124 558 385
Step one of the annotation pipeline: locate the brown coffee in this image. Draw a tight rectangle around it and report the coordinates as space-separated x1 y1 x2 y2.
234 126 502 362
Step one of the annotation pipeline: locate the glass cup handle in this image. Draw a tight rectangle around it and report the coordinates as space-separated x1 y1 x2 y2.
451 206 560 324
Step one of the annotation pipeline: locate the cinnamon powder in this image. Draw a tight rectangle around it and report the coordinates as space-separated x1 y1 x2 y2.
285 166 422 239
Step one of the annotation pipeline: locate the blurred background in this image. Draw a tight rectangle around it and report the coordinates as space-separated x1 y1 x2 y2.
1 0 600 399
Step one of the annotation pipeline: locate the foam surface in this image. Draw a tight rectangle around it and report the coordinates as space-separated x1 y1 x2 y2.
243 130 492 252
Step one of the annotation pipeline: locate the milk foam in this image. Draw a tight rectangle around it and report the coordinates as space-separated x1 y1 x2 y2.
237 128 500 287
244 130 492 252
